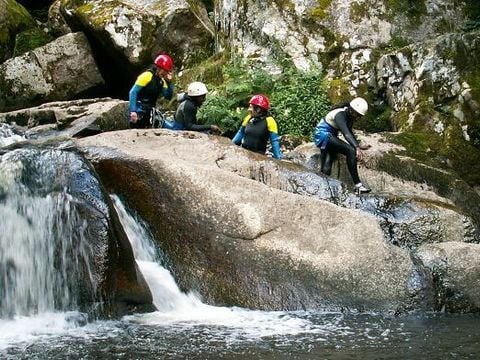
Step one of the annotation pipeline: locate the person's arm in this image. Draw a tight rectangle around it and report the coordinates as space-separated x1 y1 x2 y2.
128 84 141 123
266 117 282 159
128 85 141 113
232 127 245 145
182 101 212 131
129 72 153 122
232 116 250 145
334 112 359 148
161 78 174 100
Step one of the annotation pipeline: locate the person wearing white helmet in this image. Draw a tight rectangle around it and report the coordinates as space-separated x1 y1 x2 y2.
173 81 220 132
313 97 372 194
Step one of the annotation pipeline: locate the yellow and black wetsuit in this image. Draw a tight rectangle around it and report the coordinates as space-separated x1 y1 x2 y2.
232 114 282 159
128 65 173 128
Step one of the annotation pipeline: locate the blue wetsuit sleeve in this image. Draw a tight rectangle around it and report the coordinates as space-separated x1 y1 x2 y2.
335 112 359 148
269 132 282 159
232 127 245 145
161 81 174 100
129 84 143 112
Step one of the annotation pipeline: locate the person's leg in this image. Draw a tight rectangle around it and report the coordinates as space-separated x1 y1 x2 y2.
325 136 361 184
320 150 335 175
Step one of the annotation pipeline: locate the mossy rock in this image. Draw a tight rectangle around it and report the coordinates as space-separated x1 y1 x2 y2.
0 0 36 62
382 133 480 226
13 27 53 57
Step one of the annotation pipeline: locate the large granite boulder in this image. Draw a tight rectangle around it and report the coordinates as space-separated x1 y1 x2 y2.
416 242 480 312
0 32 104 112
56 0 214 96
76 130 480 313
288 132 480 234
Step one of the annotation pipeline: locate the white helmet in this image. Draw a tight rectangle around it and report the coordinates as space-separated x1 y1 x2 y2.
350 97 368 116
187 82 208 96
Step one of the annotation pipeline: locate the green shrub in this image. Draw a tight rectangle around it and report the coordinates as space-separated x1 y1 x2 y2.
198 63 330 138
270 69 330 137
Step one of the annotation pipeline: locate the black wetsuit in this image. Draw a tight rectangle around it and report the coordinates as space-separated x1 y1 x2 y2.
174 95 211 131
128 65 173 128
314 107 361 184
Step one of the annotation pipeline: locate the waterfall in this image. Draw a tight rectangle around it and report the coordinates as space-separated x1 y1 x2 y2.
0 149 97 319
112 195 322 336
0 123 25 147
112 195 204 312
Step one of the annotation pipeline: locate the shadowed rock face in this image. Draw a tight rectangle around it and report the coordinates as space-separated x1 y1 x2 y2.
77 130 455 313
0 146 152 317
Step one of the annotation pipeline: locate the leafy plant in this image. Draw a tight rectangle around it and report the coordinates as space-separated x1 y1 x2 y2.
270 70 330 137
198 62 331 138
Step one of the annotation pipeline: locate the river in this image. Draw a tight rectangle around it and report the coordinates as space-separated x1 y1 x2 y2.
1 194 478 359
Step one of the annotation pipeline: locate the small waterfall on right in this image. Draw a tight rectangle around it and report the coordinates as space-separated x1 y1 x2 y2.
112 195 323 336
112 195 204 313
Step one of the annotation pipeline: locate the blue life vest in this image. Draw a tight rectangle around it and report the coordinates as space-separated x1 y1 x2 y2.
313 119 338 149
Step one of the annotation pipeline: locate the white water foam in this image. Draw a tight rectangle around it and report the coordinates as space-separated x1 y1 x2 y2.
0 312 86 350
0 123 25 147
112 195 330 339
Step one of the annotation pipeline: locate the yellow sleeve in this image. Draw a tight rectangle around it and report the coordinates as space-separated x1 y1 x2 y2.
266 117 279 134
161 78 168 89
241 114 251 127
135 71 153 87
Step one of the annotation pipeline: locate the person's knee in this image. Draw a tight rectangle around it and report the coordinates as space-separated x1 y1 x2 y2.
346 145 356 159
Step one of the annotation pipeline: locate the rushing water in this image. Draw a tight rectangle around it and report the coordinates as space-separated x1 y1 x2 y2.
0 179 479 358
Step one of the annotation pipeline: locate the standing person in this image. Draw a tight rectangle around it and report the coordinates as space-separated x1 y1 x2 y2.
313 97 372 194
128 53 174 128
231 94 282 159
173 81 219 132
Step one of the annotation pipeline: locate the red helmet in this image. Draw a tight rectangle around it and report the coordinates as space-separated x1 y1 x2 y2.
154 54 173 71
249 94 270 110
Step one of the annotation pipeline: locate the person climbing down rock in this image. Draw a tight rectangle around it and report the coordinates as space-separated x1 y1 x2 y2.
313 97 371 194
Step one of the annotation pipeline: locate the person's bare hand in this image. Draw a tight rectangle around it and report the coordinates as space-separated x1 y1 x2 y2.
130 112 138 123
165 72 173 81
210 125 220 134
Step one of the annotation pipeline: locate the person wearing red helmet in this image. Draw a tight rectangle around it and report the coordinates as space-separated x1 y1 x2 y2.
128 53 174 128
232 94 282 159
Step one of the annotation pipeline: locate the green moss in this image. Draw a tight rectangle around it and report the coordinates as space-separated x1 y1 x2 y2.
385 0 427 18
1 0 35 43
180 52 229 89
13 28 53 57
382 36 411 52
350 1 368 24
324 78 350 104
357 104 393 133
308 0 333 20
386 116 480 186
271 0 295 11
